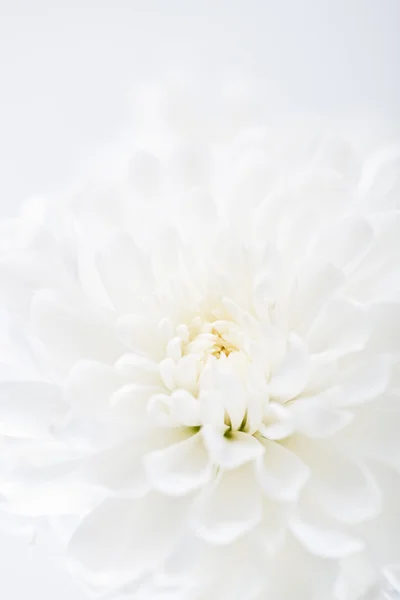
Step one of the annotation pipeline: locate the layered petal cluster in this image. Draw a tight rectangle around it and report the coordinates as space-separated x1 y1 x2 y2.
0 80 399 600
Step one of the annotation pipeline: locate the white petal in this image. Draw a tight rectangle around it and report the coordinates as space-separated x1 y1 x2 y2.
255 438 310 502
332 354 391 408
68 494 187 585
221 296 259 332
358 147 400 212
307 298 368 359
202 425 264 469
310 217 373 272
0 381 67 439
308 455 381 524
169 389 201 426
192 463 262 544
31 289 122 368
152 228 183 284
252 272 277 322
166 336 182 361
269 334 310 403
383 565 400 593
292 404 354 438
144 431 212 496
288 258 344 335
159 357 177 391
262 532 340 600
2 476 103 517
116 314 164 360
174 355 199 394
368 303 400 357
147 394 177 427
52 415 130 452
260 402 294 440
96 232 152 313
114 353 161 386
80 441 150 497
289 511 364 559
66 360 125 418
259 497 289 555
214 369 247 430
354 464 400 570
244 391 264 434
336 407 400 469
199 389 226 428
347 230 400 304
110 383 162 421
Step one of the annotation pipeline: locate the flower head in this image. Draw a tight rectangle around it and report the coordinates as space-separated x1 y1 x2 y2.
0 79 399 600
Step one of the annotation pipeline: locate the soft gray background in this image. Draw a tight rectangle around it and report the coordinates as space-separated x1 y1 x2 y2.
0 0 399 598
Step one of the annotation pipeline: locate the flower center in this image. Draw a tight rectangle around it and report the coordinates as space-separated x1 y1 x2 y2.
175 315 240 366
210 329 236 358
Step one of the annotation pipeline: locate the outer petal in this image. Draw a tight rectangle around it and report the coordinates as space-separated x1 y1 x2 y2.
288 258 345 336
191 463 262 544
144 431 212 496
263 533 340 600
368 303 400 357
268 334 310 403
307 298 368 359
255 438 310 502
96 232 153 312
65 360 126 418
68 493 188 586
0 381 67 439
289 510 364 559
31 289 123 368
336 405 400 470
310 217 373 273
295 441 381 524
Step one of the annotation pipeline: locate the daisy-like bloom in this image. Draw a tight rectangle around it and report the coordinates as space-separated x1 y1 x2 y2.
0 79 399 600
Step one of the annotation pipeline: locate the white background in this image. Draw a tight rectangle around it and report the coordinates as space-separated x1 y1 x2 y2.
0 1 399 598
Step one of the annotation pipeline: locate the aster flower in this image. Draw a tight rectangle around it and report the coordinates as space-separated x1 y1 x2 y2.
0 79 399 600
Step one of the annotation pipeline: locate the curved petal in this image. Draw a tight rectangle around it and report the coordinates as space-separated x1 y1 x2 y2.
114 353 161 386
31 289 123 368
116 314 164 360
354 465 400 571
0 381 67 439
96 232 152 312
66 360 125 418
255 438 310 502
291 400 354 438
144 431 212 496
310 217 373 272
260 497 290 555
260 402 294 440
269 334 310 403
288 258 345 336
191 463 262 544
68 493 188 586
80 441 150 498
307 298 368 359
332 354 391 408
336 406 400 470
289 504 364 559
202 425 264 470
169 389 201 426
262 532 340 600
303 448 381 524
368 303 400 357
208 367 247 431
110 383 163 421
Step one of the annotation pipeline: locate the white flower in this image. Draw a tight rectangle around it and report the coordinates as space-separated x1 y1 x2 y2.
0 79 399 600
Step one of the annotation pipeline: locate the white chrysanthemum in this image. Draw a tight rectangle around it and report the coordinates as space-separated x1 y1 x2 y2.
0 79 400 600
